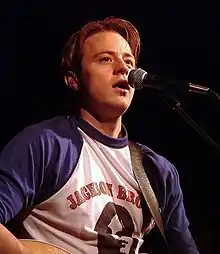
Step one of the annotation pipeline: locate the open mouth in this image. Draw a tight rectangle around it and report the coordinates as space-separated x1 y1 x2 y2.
113 80 130 90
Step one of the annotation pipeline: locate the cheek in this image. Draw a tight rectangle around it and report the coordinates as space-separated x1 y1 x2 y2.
80 72 105 99
84 70 110 92
80 68 95 93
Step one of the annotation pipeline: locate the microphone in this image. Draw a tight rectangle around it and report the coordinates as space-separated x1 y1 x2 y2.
128 68 210 95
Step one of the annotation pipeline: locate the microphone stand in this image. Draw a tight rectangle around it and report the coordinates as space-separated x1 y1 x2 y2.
163 93 220 157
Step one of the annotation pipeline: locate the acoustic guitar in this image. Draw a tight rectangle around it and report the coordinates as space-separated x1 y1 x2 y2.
20 239 71 254
20 239 149 254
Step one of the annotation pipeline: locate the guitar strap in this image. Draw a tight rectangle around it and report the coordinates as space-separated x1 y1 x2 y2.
128 141 168 246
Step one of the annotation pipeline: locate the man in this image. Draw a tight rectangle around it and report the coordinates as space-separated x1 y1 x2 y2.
0 17 199 254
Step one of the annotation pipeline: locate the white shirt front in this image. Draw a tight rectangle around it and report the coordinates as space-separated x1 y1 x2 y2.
23 128 146 253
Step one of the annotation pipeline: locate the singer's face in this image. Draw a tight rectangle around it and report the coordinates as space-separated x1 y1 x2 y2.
78 31 135 119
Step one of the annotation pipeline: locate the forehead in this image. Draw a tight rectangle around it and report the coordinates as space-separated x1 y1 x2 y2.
82 31 133 57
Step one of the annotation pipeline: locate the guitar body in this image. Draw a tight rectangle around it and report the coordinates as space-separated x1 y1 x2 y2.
20 239 71 254
20 239 150 254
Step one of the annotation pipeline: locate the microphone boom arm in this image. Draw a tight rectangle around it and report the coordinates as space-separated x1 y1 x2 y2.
189 83 220 105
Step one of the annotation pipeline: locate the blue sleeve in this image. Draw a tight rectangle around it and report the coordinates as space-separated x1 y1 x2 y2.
0 128 46 224
141 145 200 254
0 117 83 225
163 163 200 254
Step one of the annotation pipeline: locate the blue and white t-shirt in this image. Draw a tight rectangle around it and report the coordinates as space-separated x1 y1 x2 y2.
0 116 199 254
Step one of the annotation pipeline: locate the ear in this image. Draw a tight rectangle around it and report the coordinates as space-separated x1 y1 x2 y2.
64 72 79 91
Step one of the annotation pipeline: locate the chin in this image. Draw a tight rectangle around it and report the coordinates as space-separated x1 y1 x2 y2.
111 103 130 116
96 98 132 119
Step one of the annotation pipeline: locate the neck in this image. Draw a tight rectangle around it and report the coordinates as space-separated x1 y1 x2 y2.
79 108 123 138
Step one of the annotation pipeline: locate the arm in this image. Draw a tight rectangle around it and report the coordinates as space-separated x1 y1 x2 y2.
0 118 81 253
164 164 200 254
0 128 46 253
0 224 32 254
140 145 200 253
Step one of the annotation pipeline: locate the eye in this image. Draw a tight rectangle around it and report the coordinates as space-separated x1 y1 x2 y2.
99 56 112 63
125 59 134 67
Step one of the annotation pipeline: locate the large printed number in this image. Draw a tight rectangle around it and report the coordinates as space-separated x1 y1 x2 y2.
94 202 140 254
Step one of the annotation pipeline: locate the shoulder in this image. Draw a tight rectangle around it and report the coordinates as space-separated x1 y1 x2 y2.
139 143 178 181
19 116 80 141
137 143 181 210
2 116 82 150
0 116 83 172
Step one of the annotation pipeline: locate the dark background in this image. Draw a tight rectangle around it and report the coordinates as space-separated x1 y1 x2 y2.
1 1 220 253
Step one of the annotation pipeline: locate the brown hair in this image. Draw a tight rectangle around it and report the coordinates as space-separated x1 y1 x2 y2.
61 16 141 78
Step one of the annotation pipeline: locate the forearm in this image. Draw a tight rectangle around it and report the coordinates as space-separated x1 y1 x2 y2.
0 224 32 254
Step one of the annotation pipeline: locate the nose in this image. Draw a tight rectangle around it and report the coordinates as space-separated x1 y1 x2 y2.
113 59 129 76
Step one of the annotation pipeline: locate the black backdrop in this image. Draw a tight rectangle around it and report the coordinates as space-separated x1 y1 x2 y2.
1 1 220 253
